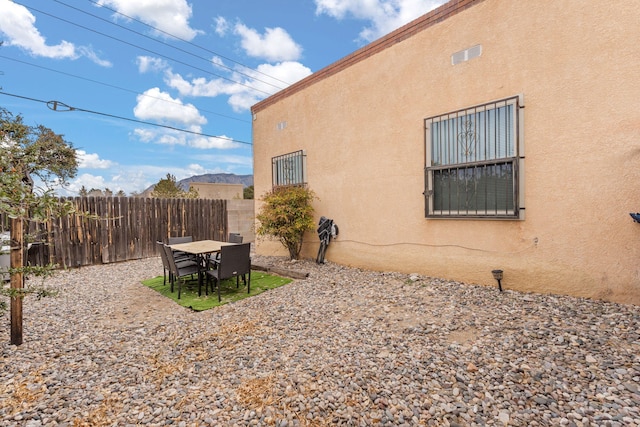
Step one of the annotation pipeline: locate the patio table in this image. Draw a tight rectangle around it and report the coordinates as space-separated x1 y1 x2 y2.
168 240 237 295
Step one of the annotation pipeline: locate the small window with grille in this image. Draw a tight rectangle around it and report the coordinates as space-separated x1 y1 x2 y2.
424 95 524 218
272 150 306 187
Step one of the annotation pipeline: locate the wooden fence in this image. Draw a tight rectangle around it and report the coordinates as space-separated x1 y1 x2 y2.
2 197 228 268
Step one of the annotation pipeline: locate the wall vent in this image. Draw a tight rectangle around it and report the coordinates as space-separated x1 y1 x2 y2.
451 44 482 65
276 121 287 131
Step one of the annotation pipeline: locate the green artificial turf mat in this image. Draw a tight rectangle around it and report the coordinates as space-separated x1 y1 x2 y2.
141 270 292 311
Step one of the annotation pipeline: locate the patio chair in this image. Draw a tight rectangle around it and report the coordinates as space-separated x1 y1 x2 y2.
210 233 243 269
229 233 243 243
157 241 170 286
168 236 193 245
158 241 198 289
168 235 198 263
205 242 251 302
162 244 199 299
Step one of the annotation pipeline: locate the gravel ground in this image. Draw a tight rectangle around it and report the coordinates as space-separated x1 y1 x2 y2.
1 255 639 427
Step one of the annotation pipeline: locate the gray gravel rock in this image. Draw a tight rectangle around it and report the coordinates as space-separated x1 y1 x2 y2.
1 255 639 426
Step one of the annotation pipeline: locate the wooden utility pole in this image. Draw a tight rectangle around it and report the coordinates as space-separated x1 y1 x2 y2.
10 216 23 346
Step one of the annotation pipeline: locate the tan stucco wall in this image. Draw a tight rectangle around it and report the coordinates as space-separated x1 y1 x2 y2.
189 183 254 242
252 0 640 304
190 183 243 200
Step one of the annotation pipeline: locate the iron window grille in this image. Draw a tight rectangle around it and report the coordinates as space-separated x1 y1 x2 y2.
272 150 307 187
424 95 524 218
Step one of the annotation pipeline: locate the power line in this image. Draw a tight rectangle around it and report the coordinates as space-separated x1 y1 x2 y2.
0 90 252 146
15 2 275 96
83 0 294 87
0 55 251 124
51 0 288 91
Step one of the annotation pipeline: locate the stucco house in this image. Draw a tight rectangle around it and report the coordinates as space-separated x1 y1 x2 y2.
251 0 640 304
190 183 244 200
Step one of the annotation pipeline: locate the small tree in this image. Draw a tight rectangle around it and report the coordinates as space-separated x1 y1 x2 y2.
256 186 316 260
243 185 254 200
0 108 79 345
152 173 198 198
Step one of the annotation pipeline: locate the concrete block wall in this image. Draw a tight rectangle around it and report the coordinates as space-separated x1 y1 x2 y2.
227 199 255 242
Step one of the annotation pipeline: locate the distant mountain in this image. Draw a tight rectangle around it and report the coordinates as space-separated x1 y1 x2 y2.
176 173 253 191
143 173 253 195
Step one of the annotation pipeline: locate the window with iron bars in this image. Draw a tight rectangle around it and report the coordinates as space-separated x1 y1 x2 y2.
272 150 306 187
424 95 524 218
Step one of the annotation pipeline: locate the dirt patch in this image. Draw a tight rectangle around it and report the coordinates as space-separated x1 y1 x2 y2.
446 327 480 344
98 277 184 328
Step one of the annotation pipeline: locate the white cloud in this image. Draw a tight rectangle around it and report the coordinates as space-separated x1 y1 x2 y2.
76 150 115 169
214 16 229 36
132 128 155 142
77 46 113 67
165 61 312 113
156 132 187 146
0 0 76 58
95 0 201 41
183 163 206 177
314 0 446 42
131 88 240 149
252 61 312 90
234 23 302 62
189 135 238 150
133 128 190 146
227 92 263 114
137 56 168 73
165 71 228 98
228 61 312 111
211 56 226 69
71 173 108 191
0 0 111 65
133 87 206 126
61 171 148 197
162 18 310 111
133 127 239 150
56 158 252 196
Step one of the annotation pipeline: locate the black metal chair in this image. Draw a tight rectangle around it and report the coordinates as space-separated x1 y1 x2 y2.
168 236 204 270
168 236 193 245
162 244 199 299
157 241 170 286
168 236 197 262
158 241 198 289
210 233 243 269
205 243 251 302
228 233 243 243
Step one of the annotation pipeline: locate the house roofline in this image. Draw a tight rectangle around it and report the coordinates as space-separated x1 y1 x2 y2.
251 0 484 113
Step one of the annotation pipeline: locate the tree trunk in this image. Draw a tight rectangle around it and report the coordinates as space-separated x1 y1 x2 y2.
10 217 23 346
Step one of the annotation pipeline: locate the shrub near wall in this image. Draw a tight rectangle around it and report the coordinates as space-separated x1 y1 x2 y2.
256 186 316 260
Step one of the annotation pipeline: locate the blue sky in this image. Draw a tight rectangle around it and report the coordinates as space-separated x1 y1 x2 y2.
0 0 445 195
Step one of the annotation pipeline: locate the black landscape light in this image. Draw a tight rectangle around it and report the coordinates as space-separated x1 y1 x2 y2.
492 269 504 292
